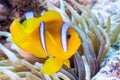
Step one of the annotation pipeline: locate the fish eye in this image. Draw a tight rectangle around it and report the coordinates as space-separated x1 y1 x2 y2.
67 34 71 39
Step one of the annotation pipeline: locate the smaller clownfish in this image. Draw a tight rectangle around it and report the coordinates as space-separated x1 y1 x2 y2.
10 10 81 75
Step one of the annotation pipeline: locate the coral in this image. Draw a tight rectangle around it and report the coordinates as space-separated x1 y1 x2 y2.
0 0 47 32
92 51 120 80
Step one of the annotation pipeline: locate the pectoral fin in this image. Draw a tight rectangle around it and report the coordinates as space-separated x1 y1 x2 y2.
64 59 70 68
42 58 64 75
45 31 59 57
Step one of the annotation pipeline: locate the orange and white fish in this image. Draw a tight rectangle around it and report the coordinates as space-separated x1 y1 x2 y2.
10 10 81 74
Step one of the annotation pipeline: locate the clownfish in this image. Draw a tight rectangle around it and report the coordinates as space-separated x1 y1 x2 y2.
10 10 81 75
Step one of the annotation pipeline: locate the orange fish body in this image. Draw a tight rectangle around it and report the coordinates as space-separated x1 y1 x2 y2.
10 10 81 74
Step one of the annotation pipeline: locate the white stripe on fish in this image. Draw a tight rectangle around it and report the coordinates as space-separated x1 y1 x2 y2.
40 21 47 53
61 22 70 52
24 11 34 19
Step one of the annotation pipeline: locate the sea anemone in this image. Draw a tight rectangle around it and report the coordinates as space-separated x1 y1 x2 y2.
0 0 120 80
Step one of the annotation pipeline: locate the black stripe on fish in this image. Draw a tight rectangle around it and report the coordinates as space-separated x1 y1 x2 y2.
20 15 26 23
20 11 34 23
